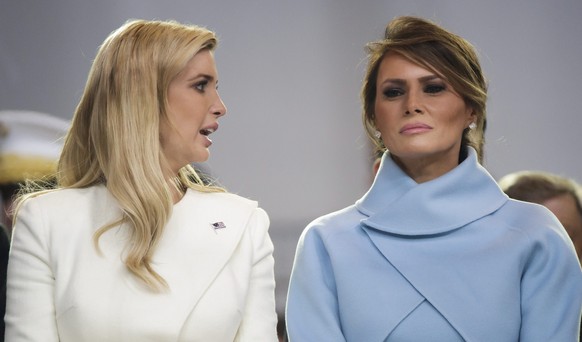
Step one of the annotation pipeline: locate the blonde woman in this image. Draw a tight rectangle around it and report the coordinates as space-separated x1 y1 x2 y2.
5 20 277 341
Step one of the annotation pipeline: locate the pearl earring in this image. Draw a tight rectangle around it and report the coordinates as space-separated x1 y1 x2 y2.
469 122 477 130
374 131 381 139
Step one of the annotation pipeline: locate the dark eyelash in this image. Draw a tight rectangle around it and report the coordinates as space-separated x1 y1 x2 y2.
194 80 209 92
424 84 446 94
383 88 404 98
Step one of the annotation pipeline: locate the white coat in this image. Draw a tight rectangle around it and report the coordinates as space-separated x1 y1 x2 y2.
5 185 278 341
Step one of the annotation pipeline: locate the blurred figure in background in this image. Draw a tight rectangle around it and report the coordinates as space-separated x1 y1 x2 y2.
499 170 582 262
0 110 69 342
0 110 68 232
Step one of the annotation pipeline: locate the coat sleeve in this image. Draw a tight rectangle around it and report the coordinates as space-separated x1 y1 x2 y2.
519 221 582 341
286 225 347 342
5 198 60 341
234 208 278 342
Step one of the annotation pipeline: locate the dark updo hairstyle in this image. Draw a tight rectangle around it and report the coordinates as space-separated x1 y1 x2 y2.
361 16 488 163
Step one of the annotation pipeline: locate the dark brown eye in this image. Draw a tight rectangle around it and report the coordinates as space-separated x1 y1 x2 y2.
383 88 404 98
424 84 445 94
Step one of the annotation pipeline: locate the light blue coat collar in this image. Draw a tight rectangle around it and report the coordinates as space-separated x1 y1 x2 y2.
356 148 508 236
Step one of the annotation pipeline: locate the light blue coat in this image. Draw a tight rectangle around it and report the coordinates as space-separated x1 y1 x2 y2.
286 148 582 341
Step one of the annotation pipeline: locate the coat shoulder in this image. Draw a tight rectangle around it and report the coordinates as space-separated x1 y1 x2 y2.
184 190 259 213
301 205 363 242
198 191 257 206
497 198 565 236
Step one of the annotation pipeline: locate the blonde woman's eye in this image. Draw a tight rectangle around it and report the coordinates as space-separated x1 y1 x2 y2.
193 80 208 92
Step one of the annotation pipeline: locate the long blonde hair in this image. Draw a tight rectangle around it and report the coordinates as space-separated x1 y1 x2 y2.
23 19 225 290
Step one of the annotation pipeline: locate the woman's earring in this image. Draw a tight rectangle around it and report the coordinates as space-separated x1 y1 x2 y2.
469 122 477 130
374 130 381 139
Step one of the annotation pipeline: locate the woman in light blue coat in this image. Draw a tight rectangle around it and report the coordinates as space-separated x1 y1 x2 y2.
286 16 582 341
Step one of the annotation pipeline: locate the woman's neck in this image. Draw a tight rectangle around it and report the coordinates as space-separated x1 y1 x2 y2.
166 173 186 204
391 153 459 184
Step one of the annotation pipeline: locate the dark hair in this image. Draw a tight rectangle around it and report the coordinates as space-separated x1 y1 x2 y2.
361 16 488 162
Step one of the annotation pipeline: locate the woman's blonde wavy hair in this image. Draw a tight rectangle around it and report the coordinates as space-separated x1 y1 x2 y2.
362 16 488 163
17 19 224 290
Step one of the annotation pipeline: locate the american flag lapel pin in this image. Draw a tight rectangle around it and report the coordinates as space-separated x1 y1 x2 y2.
211 221 226 230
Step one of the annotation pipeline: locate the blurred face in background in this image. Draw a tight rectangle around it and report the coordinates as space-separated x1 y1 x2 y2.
542 194 582 261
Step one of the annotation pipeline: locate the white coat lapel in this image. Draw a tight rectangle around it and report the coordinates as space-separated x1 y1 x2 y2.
151 191 256 331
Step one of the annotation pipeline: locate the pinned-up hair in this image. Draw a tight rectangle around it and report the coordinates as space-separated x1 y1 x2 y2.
361 16 488 163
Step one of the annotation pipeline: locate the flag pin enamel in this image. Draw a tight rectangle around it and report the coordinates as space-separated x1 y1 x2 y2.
211 221 226 229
